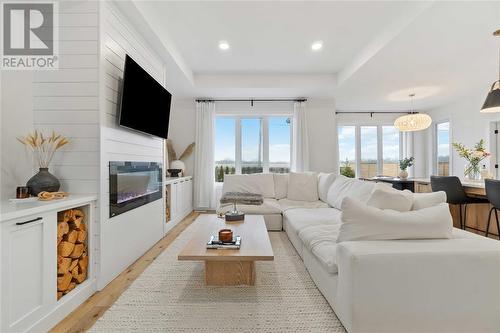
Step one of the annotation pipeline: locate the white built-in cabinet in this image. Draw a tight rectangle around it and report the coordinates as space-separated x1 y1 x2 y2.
165 176 193 233
0 196 96 332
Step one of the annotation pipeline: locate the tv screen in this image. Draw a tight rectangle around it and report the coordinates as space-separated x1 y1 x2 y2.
119 55 171 139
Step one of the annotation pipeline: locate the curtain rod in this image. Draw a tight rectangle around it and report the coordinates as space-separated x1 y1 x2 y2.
195 98 307 104
336 111 414 117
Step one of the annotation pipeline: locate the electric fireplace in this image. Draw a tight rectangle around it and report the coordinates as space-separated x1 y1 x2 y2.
109 161 162 218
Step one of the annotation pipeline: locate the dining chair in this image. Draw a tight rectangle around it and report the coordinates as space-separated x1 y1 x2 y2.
484 179 500 239
430 176 489 230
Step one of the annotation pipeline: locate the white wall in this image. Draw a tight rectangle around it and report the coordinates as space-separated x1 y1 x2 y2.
306 99 338 173
1 1 100 200
0 71 34 201
168 98 196 175
33 1 100 195
428 89 500 177
98 2 165 289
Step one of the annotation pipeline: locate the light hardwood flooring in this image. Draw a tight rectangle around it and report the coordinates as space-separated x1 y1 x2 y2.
50 212 200 333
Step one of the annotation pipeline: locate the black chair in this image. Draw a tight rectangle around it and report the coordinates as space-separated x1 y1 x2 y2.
484 179 500 239
430 176 489 230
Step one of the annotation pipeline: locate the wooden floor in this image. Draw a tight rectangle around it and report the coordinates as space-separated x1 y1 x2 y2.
49 212 200 333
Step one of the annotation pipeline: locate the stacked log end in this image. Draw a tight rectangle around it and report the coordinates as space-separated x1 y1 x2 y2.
57 208 88 300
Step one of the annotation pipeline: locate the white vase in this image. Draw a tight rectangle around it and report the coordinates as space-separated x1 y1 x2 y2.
399 170 408 179
170 160 186 176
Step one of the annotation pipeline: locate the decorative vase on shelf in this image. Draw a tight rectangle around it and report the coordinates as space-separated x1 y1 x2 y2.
27 168 60 195
399 170 408 180
464 162 481 181
170 160 186 176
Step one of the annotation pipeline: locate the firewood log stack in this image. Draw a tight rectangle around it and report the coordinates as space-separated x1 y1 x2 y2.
57 208 88 300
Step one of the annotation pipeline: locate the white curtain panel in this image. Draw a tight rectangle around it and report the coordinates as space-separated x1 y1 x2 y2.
291 101 310 172
194 101 216 210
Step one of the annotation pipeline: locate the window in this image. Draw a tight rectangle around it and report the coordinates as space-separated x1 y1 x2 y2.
215 118 236 182
337 125 401 178
436 121 450 176
241 118 263 174
215 116 292 181
338 126 356 177
269 117 291 173
360 126 378 178
382 126 400 177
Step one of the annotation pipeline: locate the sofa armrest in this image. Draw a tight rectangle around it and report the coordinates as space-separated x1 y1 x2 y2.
335 238 500 333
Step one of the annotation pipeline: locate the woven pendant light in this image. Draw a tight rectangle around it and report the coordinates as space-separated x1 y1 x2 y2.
394 93 432 132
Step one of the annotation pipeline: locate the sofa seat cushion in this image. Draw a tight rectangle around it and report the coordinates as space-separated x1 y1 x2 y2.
299 224 341 274
217 198 281 215
283 208 342 236
278 199 329 212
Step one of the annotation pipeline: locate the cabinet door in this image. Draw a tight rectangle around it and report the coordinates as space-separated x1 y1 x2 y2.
1 212 56 333
176 181 185 219
186 179 193 213
170 182 178 222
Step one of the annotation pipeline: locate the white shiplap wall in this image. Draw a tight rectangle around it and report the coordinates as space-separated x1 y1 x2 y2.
98 2 165 289
33 1 100 195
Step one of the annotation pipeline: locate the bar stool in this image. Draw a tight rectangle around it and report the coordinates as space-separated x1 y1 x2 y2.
430 176 489 230
484 179 500 239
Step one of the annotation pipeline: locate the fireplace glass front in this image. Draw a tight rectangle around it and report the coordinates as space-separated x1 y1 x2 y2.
109 161 162 217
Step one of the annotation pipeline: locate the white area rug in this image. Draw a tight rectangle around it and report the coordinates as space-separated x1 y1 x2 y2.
89 220 346 332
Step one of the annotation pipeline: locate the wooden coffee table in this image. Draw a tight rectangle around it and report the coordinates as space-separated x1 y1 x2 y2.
178 214 274 286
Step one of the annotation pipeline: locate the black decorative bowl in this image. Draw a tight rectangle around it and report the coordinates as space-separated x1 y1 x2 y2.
167 169 182 177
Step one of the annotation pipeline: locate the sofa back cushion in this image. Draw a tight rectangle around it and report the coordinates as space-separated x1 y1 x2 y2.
326 175 377 209
412 191 447 210
338 197 453 242
317 173 337 203
273 173 289 200
287 172 319 202
222 173 275 198
366 187 413 212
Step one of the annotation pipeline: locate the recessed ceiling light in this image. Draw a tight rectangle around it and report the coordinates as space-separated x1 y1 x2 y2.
311 41 323 51
219 41 230 50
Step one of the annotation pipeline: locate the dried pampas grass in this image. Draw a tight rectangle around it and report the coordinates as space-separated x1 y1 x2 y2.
166 139 177 162
179 143 195 161
18 130 69 168
166 140 195 162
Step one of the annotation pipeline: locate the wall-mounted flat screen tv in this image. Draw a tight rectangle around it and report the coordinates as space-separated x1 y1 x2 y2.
119 55 171 139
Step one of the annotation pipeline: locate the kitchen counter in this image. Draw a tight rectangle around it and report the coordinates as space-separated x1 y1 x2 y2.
412 177 486 189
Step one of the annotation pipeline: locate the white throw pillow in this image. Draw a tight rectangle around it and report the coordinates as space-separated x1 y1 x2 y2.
338 197 453 242
326 175 377 209
412 191 447 210
273 173 289 200
367 188 413 212
222 173 275 198
287 172 319 202
317 173 337 203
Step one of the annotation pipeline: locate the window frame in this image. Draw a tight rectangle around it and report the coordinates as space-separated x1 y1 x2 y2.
215 115 292 181
338 124 403 178
433 119 452 176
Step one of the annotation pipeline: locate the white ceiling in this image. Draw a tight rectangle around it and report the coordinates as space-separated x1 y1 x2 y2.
129 1 500 110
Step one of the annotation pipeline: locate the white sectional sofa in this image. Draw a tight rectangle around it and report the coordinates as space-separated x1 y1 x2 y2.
217 173 500 333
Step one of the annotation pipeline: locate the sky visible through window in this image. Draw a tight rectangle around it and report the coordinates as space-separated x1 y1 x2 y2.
437 122 450 160
214 117 290 165
214 117 235 164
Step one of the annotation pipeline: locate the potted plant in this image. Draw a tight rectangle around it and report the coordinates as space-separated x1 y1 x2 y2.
18 131 69 195
399 157 414 179
452 139 490 181
340 158 355 178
